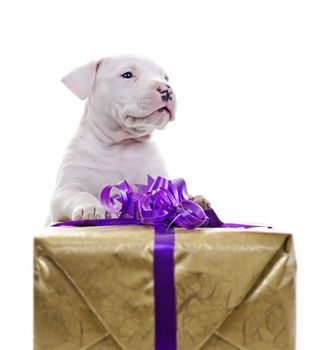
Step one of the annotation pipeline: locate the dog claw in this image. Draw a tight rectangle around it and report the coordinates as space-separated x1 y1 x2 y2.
72 204 106 220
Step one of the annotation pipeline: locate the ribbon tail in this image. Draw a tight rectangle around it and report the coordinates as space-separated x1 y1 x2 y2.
153 223 177 350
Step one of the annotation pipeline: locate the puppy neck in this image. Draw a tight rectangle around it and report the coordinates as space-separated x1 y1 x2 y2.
82 102 152 146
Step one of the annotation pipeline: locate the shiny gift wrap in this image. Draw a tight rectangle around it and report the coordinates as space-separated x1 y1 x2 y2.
34 225 296 350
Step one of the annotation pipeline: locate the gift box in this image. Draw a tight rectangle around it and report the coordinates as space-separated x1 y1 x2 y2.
35 177 296 349
34 223 296 350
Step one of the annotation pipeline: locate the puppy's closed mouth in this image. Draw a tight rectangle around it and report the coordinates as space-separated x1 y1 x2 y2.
128 106 171 120
145 106 171 118
157 107 170 114
124 106 172 130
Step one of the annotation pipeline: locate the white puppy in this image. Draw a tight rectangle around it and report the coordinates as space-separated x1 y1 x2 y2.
50 55 177 223
50 54 209 224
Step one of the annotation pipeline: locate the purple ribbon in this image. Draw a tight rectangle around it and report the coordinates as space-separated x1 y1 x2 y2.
53 176 263 350
100 175 208 230
154 223 177 350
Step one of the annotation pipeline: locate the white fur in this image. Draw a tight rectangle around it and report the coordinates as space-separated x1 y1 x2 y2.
49 55 176 223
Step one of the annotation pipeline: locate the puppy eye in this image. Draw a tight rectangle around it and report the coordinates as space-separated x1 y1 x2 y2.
165 75 169 81
121 71 134 79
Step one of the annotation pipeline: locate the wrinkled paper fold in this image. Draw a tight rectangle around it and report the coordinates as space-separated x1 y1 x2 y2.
34 225 296 350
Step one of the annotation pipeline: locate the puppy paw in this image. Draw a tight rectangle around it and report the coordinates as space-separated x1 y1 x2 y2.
72 204 107 220
190 195 211 210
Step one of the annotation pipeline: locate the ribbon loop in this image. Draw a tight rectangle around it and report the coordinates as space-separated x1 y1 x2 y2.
100 175 208 230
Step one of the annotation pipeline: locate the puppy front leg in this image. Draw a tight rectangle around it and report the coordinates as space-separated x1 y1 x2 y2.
51 189 108 222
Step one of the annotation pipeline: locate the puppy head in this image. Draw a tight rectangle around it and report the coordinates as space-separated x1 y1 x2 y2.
62 55 176 137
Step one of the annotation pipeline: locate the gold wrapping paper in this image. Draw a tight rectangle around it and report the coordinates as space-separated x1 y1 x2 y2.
34 225 296 350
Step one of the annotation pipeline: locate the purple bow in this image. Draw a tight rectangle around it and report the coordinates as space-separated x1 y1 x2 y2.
100 175 208 230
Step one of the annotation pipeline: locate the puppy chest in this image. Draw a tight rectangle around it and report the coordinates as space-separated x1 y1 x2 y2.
99 142 164 177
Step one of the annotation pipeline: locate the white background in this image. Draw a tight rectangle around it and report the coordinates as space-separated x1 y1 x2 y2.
1 1 332 349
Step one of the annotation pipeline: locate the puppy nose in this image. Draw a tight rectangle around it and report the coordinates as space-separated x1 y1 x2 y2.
157 85 173 102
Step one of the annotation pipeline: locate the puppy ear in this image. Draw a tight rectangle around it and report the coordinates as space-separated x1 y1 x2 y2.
61 60 101 100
